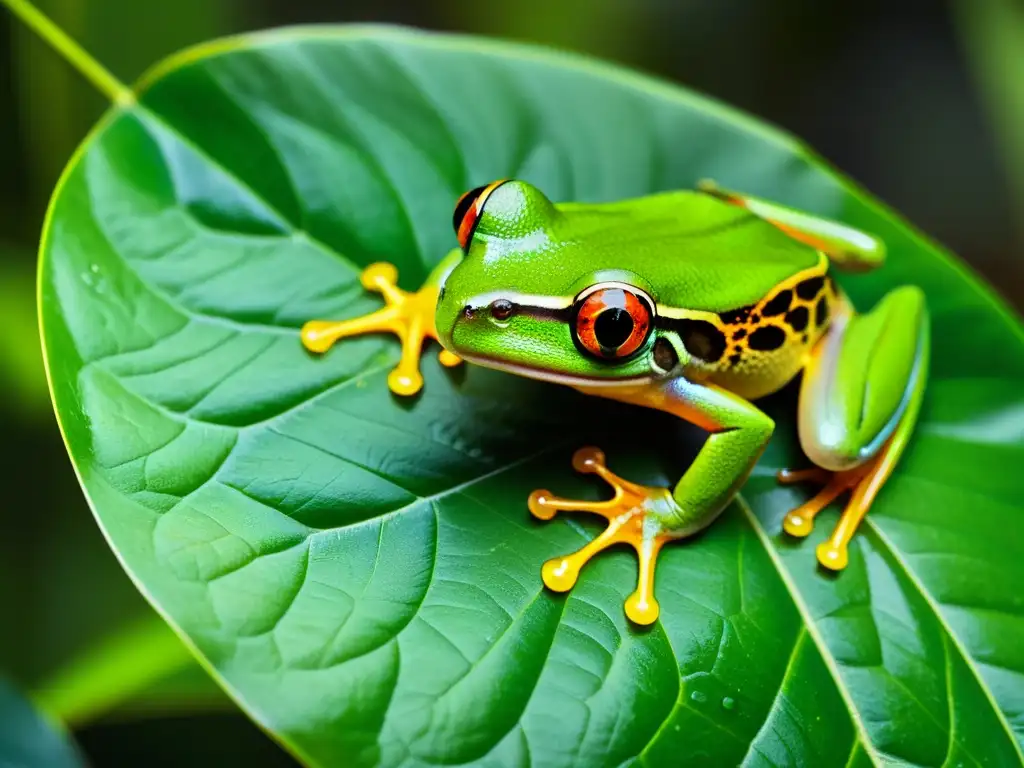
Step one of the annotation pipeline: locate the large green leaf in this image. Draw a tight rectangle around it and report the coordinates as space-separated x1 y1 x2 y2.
39 25 1024 767
0 677 83 767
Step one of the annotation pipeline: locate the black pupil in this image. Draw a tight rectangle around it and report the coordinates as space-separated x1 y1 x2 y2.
452 185 487 234
593 308 634 350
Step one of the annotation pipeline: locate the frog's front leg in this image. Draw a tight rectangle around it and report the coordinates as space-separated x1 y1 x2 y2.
530 378 774 625
301 249 464 395
780 286 929 570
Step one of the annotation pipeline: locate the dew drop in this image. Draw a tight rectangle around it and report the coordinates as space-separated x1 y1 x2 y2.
689 690 707 704
90 263 100 273
722 696 735 711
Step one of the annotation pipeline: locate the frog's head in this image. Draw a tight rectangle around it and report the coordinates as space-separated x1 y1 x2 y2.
436 179 682 386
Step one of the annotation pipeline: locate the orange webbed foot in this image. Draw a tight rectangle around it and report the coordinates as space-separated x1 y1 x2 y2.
777 458 882 571
529 448 677 626
301 262 462 396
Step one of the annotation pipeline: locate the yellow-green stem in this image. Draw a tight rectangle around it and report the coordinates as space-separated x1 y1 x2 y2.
0 0 133 105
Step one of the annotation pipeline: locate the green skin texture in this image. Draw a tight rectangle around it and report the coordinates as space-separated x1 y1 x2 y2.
434 181 929 536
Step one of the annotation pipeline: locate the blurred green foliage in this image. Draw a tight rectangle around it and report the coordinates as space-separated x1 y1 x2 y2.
0 250 46 414
954 0 1024 242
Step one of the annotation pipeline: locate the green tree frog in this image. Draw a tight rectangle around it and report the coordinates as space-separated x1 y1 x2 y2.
301 180 928 626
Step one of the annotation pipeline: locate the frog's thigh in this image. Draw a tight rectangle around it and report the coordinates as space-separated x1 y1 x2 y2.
798 286 928 471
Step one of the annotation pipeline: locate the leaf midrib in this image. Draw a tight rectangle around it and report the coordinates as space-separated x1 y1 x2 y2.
739 501 885 767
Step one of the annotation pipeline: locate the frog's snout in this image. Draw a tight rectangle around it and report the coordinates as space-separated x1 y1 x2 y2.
435 286 506 358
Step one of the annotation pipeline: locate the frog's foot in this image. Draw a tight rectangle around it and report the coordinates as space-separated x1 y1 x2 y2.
528 447 678 626
301 262 461 396
777 457 883 571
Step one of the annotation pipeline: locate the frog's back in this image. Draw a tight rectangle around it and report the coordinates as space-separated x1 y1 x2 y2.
555 190 820 313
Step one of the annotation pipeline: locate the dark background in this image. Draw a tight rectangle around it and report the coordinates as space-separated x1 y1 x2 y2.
1 0 1020 764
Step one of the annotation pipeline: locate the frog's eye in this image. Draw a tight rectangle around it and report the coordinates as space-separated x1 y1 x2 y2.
452 180 507 250
574 284 654 360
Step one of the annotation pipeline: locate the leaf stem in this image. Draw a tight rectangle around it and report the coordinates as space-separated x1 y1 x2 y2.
0 0 134 106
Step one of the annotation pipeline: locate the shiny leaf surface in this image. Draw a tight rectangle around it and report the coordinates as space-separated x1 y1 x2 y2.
40 26 1024 766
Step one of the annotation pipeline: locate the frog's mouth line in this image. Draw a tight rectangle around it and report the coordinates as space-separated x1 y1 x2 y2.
455 351 653 389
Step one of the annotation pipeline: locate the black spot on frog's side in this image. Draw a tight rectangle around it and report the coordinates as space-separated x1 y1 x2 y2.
729 351 743 367
651 337 680 373
762 289 792 317
732 328 747 341
719 305 754 325
785 306 809 332
748 325 786 351
796 276 825 301
816 295 830 327
676 319 727 362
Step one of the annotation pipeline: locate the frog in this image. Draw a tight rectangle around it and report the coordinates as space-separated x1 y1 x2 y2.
300 178 929 626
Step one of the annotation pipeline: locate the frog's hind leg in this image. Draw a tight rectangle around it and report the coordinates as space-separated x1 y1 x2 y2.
780 285 929 570
697 180 885 273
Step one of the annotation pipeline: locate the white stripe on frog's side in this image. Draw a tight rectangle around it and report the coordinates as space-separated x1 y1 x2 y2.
457 352 653 389
463 291 573 313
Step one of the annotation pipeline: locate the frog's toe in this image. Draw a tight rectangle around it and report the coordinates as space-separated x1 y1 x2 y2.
387 367 424 397
816 540 850 571
776 467 831 485
571 446 606 472
438 348 462 368
541 555 583 593
782 511 816 538
527 489 559 521
529 448 675 626
625 586 661 625
778 466 854 539
360 261 398 289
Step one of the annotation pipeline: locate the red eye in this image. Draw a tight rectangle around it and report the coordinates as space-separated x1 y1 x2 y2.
452 179 507 250
574 285 653 359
